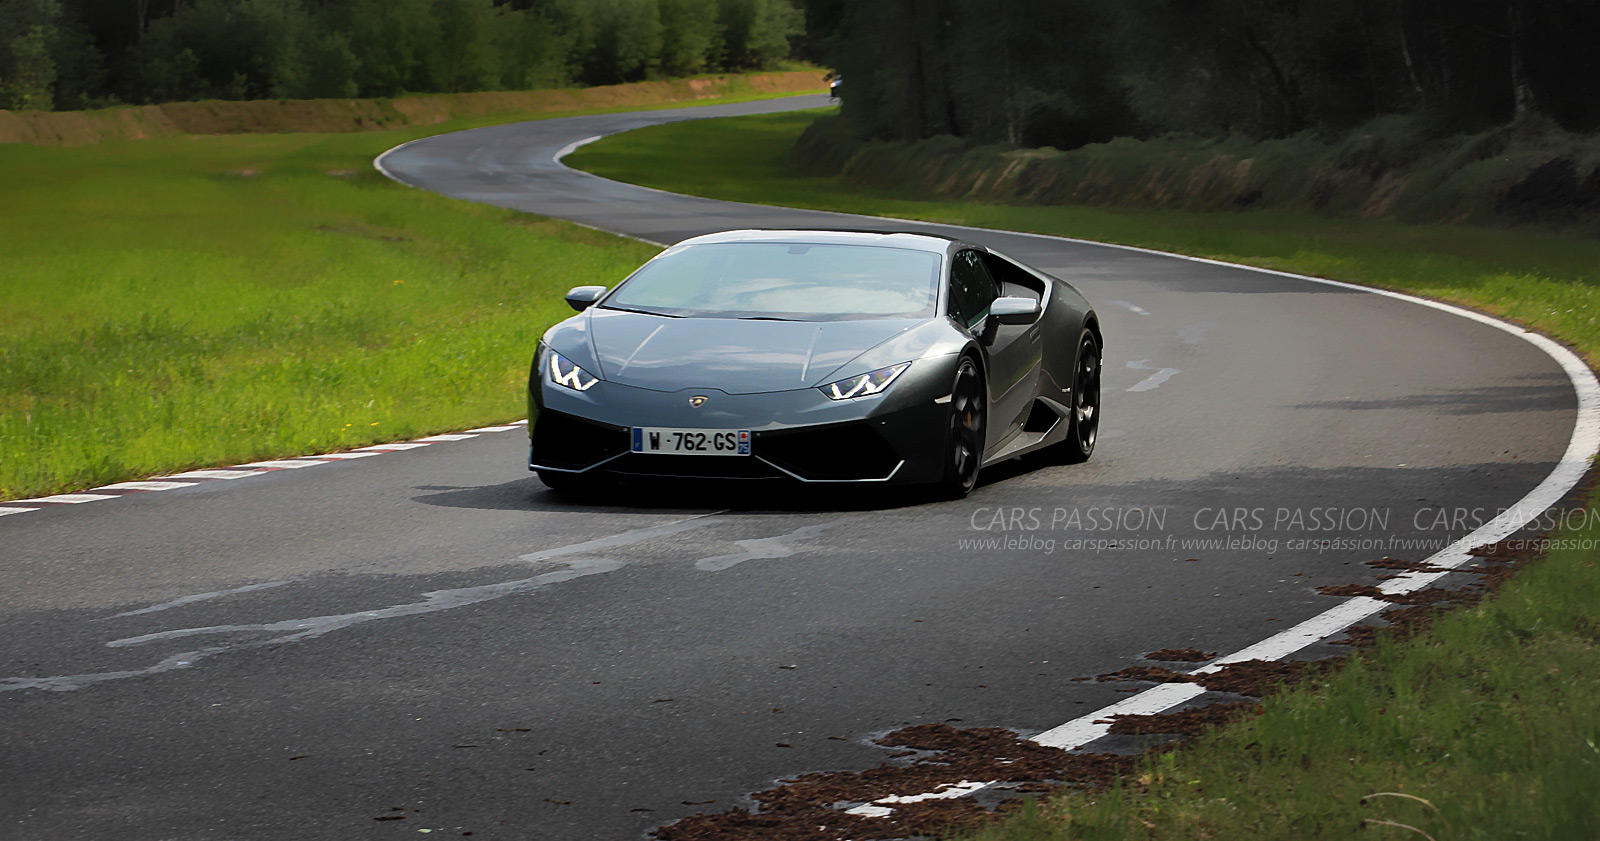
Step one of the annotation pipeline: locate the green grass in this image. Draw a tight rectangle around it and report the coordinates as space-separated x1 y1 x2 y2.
566 111 1600 366
566 111 1600 839
0 120 664 501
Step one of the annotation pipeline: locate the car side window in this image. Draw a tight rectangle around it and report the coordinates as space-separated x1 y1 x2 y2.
948 250 1000 331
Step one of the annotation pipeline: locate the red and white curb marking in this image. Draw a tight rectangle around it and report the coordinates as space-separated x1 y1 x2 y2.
0 421 528 518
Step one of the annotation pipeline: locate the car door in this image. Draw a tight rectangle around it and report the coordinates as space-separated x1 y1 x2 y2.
948 249 1040 449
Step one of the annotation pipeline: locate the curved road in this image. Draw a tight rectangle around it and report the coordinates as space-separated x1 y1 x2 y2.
1 95 1584 840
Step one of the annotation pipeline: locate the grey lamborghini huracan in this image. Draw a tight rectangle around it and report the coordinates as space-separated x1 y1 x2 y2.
527 229 1101 498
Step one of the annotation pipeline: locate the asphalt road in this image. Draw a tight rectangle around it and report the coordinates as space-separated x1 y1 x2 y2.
1 94 1582 840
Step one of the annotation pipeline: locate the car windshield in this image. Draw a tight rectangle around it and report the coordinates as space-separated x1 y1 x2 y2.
600 242 942 321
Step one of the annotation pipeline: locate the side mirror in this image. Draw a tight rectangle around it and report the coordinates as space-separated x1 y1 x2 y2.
990 296 1041 325
564 285 607 312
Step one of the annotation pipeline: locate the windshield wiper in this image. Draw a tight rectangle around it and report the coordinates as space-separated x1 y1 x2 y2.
600 305 681 317
736 315 800 322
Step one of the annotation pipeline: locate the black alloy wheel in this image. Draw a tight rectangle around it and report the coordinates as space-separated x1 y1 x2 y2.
1061 329 1100 463
937 356 986 498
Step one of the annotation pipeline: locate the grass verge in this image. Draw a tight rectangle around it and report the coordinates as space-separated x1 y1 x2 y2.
566 110 1600 838
0 88 832 501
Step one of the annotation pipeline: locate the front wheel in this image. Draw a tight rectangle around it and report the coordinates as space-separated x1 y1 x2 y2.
1058 329 1100 464
934 356 986 498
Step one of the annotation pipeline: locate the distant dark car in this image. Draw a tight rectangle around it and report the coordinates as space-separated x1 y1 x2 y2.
528 229 1101 498
829 74 842 99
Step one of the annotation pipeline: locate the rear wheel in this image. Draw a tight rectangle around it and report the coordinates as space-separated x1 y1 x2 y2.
1058 329 1100 464
935 356 986 498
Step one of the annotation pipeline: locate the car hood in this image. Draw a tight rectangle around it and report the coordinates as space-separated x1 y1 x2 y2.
587 309 922 394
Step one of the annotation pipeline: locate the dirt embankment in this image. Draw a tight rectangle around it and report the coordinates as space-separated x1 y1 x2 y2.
793 113 1600 228
0 71 824 147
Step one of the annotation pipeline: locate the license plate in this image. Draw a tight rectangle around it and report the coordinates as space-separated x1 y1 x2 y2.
632 427 751 456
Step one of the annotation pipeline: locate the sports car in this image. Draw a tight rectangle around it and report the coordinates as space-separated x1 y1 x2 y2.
527 229 1101 498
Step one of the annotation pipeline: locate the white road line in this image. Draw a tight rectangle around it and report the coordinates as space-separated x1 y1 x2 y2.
97 481 198 492
372 135 429 186
847 780 995 817
161 469 269 480
15 493 119 504
2 421 526 518
553 134 603 162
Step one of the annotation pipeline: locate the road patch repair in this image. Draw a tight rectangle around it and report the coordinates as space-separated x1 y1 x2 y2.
0 422 527 517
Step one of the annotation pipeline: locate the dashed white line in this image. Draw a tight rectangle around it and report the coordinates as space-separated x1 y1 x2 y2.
162 469 269 480
98 481 198 491
1 421 532 519
847 780 993 817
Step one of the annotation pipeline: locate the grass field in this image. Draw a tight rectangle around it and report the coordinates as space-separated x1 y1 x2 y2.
566 111 1600 839
0 92 854 500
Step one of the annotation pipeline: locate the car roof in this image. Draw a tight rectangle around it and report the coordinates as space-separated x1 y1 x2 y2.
674 229 962 254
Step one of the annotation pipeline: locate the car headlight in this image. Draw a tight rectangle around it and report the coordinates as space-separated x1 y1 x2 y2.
546 351 599 392
819 363 910 400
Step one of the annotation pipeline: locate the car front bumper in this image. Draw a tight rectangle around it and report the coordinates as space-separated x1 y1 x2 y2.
528 355 956 484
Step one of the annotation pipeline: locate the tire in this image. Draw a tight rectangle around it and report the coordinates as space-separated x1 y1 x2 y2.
1057 328 1100 464
934 355 986 498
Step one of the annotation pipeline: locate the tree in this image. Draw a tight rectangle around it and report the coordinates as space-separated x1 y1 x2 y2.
658 0 716 76
0 0 63 110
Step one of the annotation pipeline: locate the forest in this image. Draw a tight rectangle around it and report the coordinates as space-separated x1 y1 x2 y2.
803 0 1600 147
6 0 1599 155
0 0 803 111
